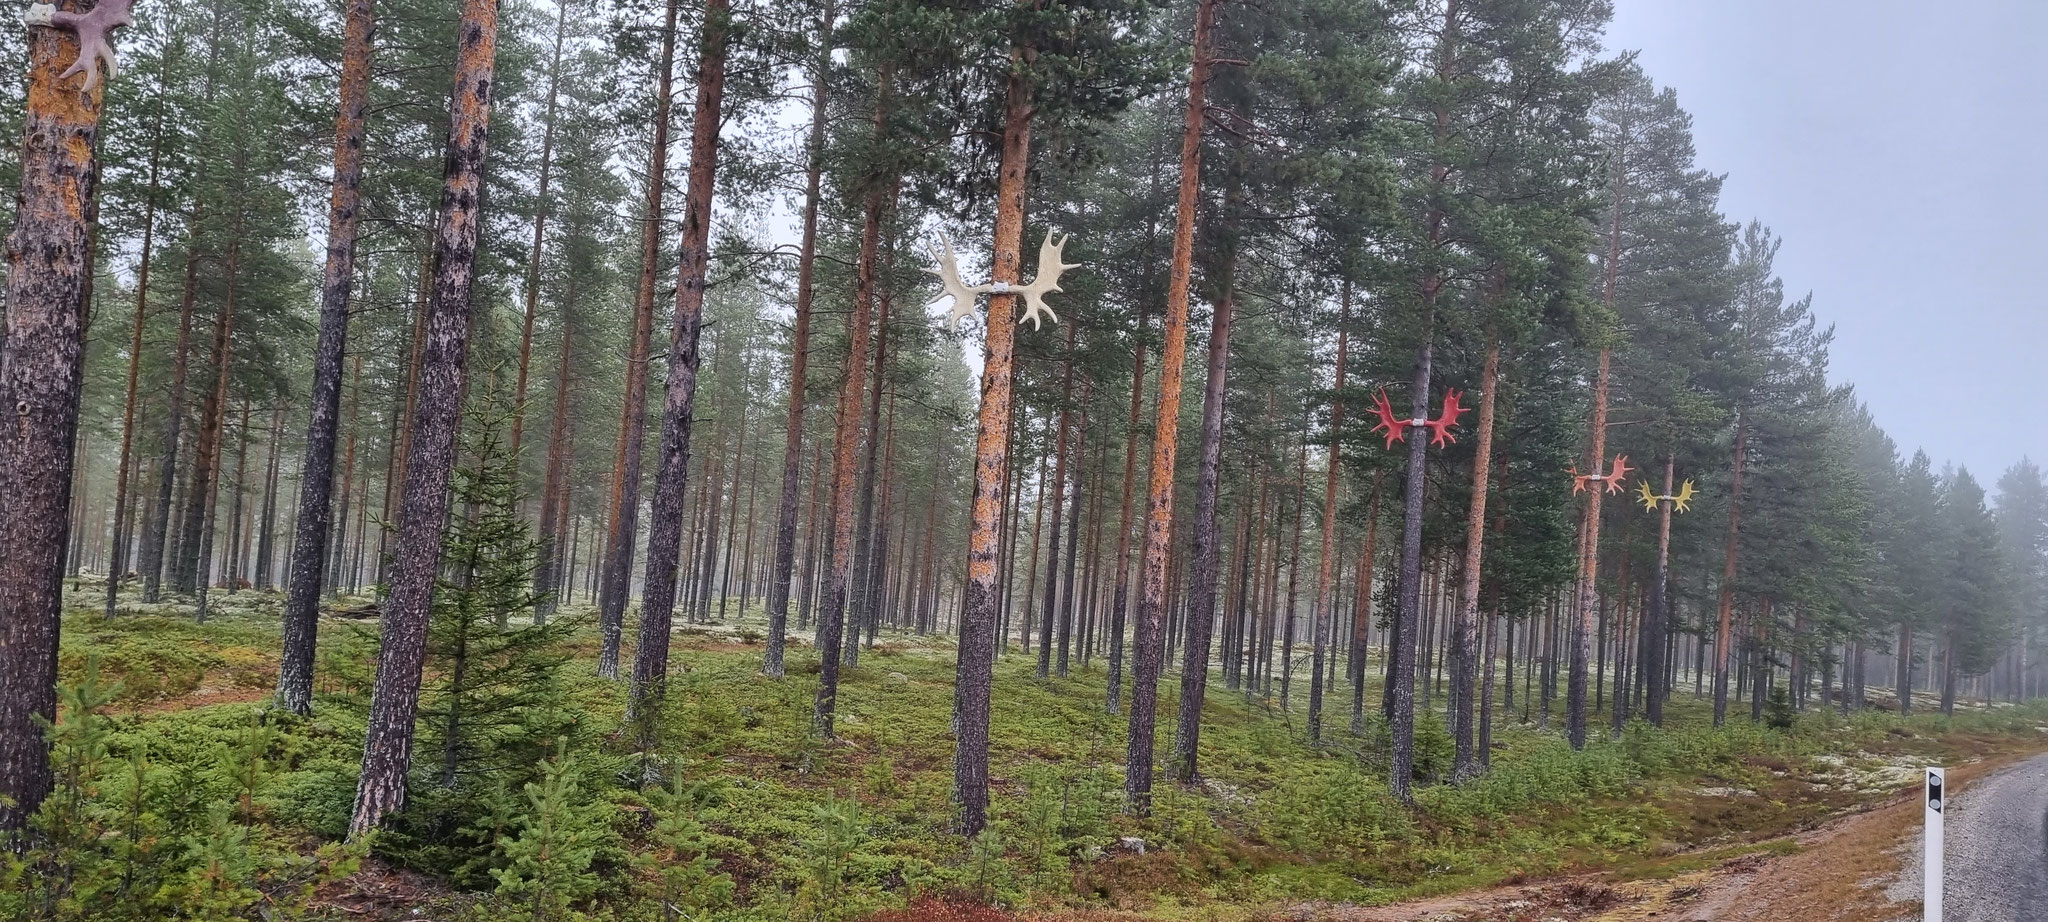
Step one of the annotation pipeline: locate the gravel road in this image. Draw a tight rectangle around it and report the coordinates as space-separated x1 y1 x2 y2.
1892 753 2048 921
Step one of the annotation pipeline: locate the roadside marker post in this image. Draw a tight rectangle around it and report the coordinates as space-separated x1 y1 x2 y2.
1925 766 1944 922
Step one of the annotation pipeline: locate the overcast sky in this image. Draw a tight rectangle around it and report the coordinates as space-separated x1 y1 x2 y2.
1604 0 2047 490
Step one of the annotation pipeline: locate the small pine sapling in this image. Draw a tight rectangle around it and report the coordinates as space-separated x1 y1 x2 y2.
638 775 733 919
491 742 612 921
797 794 868 921
423 416 578 793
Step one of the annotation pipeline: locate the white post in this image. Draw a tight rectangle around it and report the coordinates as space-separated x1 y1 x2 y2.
1925 766 1945 922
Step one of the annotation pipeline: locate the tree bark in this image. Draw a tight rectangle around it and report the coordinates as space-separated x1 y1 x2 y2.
817 173 887 727
1307 285 1352 742
278 0 375 714
765 0 835 677
183 222 242 609
1056 402 1088 676
597 0 681 678
1125 0 1213 814
1896 622 1913 715
253 402 283 591
1566 346 1612 749
1350 472 1381 732
533 269 578 624
952 37 1038 836
627 0 730 714
0 0 110 833
507 0 567 463
224 400 253 591
1713 411 1747 725
1644 453 1674 725
1391 0 1459 803
1450 332 1498 776
846 276 893 665
1039 322 1077 680
1171 230 1236 781
327 355 362 594
348 0 500 837
142 228 200 602
105 83 167 619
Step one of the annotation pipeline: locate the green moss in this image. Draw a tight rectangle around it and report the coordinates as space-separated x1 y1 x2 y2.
36 595 2048 920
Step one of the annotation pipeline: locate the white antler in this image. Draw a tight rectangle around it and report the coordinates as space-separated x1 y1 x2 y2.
26 0 134 93
923 232 989 334
1015 231 1077 331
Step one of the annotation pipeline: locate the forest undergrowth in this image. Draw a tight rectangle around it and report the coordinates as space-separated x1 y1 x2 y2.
10 590 2044 922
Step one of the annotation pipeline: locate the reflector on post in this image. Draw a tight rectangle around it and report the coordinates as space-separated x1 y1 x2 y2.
1925 766 1944 922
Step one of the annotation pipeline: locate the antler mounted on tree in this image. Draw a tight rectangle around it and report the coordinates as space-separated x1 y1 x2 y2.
1369 389 1405 449
1424 389 1468 448
1369 387 1469 450
924 229 1079 334
1573 454 1632 495
1015 232 1077 331
25 0 134 92
922 233 983 334
1638 478 1699 513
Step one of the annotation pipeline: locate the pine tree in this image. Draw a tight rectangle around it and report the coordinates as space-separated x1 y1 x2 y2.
630 0 736 716
0 0 124 835
1123 0 1215 817
420 423 574 791
351 0 504 838
1996 459 2048 698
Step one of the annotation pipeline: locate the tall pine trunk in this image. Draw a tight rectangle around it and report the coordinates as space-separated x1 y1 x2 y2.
816 183 885 729
1566 347 1612 749
348 0 500 837
846 279 893 666
1644 454 1674 725
532 272 579 623
1056 402 1088 676
951 41 1038 835
597 0 680 678
1124 0 1213 814
1450 331 1498 777
278 0 375 714
106 86 166 619
765 0 835 678
507 0 567 462
1306 286 1351 742
1713 411 1747 725
1349 473 1381 732
1391 0 1459 803
0 0 113 832
1039 322 1077 680
183 228 242 607
142 229 201 602
1104 302 1146 713
1171 225 1236 782
627 0 730 712
253 403 283 591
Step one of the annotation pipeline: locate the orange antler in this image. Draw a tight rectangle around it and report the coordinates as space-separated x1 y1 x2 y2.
1369 389 1407 449
1572 454 1633 494
1604 454 1632 495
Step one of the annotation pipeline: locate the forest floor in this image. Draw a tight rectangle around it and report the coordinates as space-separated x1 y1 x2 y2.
46 584 2048 921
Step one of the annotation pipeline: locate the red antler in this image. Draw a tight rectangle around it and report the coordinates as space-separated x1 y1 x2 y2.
1426 388 1469 448
1369 389 1407 450
1604 454 1632 495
